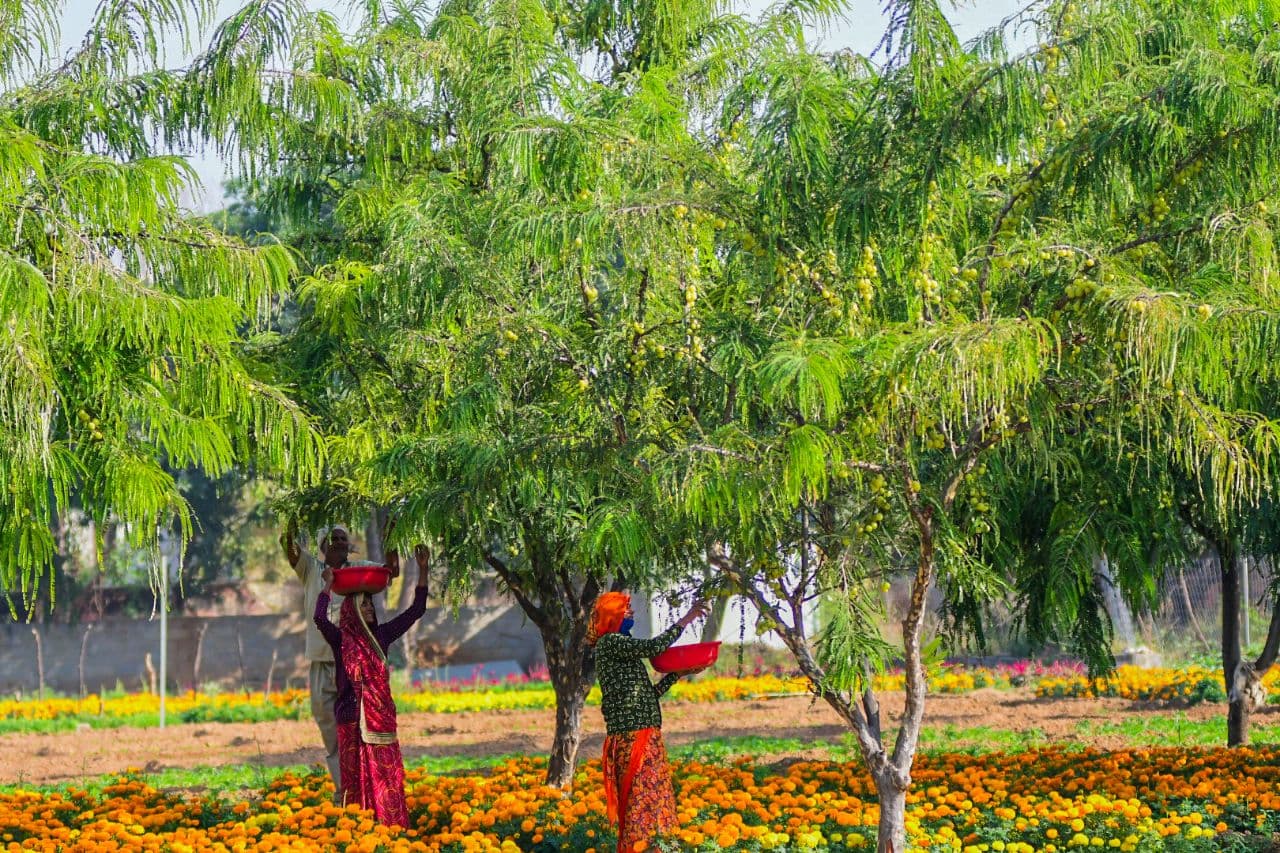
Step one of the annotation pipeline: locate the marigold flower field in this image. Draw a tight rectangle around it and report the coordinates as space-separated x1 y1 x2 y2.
2 746 1277 852
1035 665 1280 705
0 679 814 727
5 663 1272 731
0 690 312 726
4 663 1278 850
0 675 854 727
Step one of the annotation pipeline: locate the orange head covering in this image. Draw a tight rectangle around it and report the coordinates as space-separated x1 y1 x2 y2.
587 592 632 645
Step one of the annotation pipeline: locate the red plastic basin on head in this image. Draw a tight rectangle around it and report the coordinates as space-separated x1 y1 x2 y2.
650 641 721 674
331 565 391 596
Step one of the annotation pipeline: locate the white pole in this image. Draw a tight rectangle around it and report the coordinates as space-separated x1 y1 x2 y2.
159 554 167 729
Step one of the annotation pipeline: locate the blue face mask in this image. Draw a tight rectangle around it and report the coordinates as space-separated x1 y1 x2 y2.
619 618 635 636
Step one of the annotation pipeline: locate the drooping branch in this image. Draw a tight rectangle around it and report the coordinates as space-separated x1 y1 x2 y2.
942 416 1032 510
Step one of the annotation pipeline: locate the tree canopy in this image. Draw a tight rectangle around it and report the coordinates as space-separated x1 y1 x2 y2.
0 0 322 614
12 0 1280 848
630 0 1280 847
218 0 1280 844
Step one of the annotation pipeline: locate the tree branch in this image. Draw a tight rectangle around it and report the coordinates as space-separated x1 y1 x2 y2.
687 443 754 462
1255 586 1280 671
484 550 549 629
708 547 893 775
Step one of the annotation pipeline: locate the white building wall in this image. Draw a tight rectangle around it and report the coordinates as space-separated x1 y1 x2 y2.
632 590 820 649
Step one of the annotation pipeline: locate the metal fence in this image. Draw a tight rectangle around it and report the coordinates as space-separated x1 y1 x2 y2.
1136 554 1273 655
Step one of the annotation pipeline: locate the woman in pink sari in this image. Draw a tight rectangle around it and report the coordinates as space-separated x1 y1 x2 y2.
315 545 430 827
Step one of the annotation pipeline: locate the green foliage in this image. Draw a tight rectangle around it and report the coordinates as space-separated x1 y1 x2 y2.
1075 712 1280 746
815 589 897 694
0 0 323 614
676 0 1280 651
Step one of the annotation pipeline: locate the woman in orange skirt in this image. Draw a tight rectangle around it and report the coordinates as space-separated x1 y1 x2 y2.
590 592 708 853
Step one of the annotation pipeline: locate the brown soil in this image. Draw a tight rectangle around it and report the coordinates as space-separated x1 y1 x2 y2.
1 689 1272 787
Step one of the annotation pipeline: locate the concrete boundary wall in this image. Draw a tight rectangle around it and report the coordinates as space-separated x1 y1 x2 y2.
0 604 544 695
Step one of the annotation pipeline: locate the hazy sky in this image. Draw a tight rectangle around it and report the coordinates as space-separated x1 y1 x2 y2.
57 0 1028 210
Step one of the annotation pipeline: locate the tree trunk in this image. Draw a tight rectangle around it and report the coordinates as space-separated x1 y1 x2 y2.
700 593 729 643
1256 574 1280 673
1093 553 1135 649
875 773 908 853
878 510 936 852
1178 567 1212 653
364 507 390 612
697 555 730 643
364 516 383 563
192 622 209 691
1225 558 1280 736
483 548 602 789
30 627 45 700
544 635 594 789
1219 541 1247 746
707 541 920 852
78 625 93 698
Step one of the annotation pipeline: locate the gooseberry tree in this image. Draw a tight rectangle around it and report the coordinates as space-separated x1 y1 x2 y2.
237 0 788 786
654 0 1280 848
0 0 322 614
998 440 1280 747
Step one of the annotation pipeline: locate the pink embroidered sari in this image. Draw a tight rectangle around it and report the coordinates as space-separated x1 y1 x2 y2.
336 596 409 827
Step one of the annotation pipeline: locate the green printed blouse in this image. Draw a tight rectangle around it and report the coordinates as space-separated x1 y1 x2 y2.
594 623 686 735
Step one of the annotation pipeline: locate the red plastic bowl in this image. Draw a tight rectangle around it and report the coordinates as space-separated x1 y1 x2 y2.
332 565 391 596
650 641 721 674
